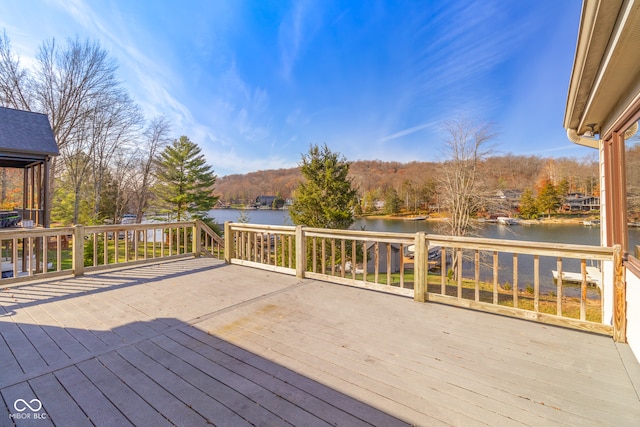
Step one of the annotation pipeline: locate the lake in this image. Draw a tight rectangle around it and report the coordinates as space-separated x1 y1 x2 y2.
209 208 628 246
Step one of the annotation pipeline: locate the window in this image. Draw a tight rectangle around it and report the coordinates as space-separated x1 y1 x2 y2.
625 120 640 257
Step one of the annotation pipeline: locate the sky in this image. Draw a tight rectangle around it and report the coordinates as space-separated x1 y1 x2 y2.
1 0 591 176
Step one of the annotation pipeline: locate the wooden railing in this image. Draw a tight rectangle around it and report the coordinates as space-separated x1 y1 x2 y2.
0 220 620 337
0 220 224 284
224 223 297 275
225 222 619 336
198 221 225 259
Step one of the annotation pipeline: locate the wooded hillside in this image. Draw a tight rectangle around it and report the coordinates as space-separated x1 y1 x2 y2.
214 155 599 207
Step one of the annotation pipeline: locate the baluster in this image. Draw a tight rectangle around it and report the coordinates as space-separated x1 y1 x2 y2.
513 253 518 308
493 251 498 304
374 242 379 284
556 257 563 316
534 255 540 312
580 259 587 320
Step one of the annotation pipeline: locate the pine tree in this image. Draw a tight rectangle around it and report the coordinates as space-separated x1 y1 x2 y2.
536 181 560 217
290 144 358 229
518 188 538 219
383 187 401 215
155 136 218 222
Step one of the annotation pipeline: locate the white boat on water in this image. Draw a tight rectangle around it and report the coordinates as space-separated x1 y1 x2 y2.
403 215 428 221
552 266 602 288
497 217 519 225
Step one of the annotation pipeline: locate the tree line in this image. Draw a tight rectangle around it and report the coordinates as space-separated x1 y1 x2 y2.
0 32 217 226
215 153 599 213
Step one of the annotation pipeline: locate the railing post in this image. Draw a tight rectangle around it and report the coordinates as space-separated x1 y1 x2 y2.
224 221 232 264
295 225 305 279
613 244 627 342
414 232 427 302
72 224 85 276
193 221 201 257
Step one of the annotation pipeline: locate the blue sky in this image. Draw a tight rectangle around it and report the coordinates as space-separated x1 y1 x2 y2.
1 0 588 176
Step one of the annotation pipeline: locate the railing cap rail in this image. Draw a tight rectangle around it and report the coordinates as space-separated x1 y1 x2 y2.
425 234 614 259
87 221 196 233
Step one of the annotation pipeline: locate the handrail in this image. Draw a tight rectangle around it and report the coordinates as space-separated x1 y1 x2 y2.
0 220 621 338
88 221 195 233
225 222 619 337
197 221 225 259
198 221 224 246
228 222 296 234
426 234 613 260
0 220 225 285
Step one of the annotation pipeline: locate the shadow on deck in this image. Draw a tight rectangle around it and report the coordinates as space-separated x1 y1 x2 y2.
1 257 639 425
1 318 405 426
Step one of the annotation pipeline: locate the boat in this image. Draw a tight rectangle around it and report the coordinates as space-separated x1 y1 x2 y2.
552 266 602 288
583 220 600 226
121 214 137 224
403 245 450 269
404 215 428 221
497 217 519 225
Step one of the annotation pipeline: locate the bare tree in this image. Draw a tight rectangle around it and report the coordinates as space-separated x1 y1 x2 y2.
88 90 143 221
438 118 497 237
59 119 93 224
437 118 496 280
0 31 33 110
129 116 171 222
109 147 138 223
34 37 122 194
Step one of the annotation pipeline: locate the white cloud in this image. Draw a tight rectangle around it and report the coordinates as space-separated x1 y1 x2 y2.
379 121 438 142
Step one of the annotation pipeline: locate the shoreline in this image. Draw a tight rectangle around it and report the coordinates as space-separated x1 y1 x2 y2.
360 213 597 225
212 207 599 226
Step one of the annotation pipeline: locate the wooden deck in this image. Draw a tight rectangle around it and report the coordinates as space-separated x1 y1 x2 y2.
1 258 639 426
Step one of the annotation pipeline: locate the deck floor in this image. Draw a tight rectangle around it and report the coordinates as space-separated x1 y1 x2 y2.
1 257 639 426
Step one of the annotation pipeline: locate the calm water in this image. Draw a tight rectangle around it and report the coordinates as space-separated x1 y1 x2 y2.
210 208 618 245
210 209 640 297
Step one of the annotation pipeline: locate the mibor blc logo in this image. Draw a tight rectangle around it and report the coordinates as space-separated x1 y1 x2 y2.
10 398 47 420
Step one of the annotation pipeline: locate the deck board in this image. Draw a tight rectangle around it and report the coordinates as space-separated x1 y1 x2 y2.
29 373 93 427
96 351 210 426
154 332 364 426
0 257 639 426
75 358 171 427
176 327 412 427
115 345 251 426
53 365 133 426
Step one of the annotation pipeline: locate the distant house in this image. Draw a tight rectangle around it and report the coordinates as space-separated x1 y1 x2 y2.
495 189 522 210
563 194 600 212
255 195 286 209
255 196 277 207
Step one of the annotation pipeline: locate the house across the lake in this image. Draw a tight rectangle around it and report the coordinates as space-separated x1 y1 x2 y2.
255 195 286 209
562 193 600 212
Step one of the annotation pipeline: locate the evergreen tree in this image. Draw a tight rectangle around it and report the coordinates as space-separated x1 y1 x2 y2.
536 181 560 217
290 144 358 229
556 178 570 207
155 136 218 221
363 191 377 213
518 188 538 219
383 187 401 215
